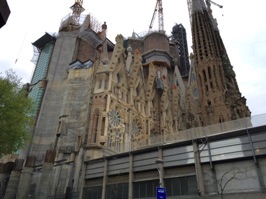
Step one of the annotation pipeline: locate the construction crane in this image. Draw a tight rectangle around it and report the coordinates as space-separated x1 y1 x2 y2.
206 0 223 18
208 0 223 9
70 0 85 24
148 0 164 33
187 0 192 27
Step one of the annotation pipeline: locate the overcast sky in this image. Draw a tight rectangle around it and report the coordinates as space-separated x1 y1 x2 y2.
0 0 265 116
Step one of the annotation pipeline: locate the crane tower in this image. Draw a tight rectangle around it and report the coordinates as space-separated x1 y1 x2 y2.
148 0 164 32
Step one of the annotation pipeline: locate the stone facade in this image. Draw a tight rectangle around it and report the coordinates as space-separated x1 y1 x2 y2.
0 0 251 198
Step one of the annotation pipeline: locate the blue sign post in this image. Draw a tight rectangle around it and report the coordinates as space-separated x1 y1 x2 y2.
156 187 166 199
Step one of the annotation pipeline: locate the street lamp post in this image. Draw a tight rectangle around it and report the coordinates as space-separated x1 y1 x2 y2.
155 159 164 187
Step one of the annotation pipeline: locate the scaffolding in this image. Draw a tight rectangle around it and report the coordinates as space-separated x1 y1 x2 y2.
171 24 190 78
59 13 101 33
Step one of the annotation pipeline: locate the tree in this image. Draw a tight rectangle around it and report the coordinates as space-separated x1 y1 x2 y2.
214 166 253 199
0 69 33 157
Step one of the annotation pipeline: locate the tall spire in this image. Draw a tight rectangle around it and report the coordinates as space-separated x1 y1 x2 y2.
205 0 219 30
191 0 250 125
187 0 207 28
191 0 207 13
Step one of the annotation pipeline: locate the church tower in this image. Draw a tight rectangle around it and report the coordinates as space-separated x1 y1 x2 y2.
190 0 250 125
0 1 255 198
